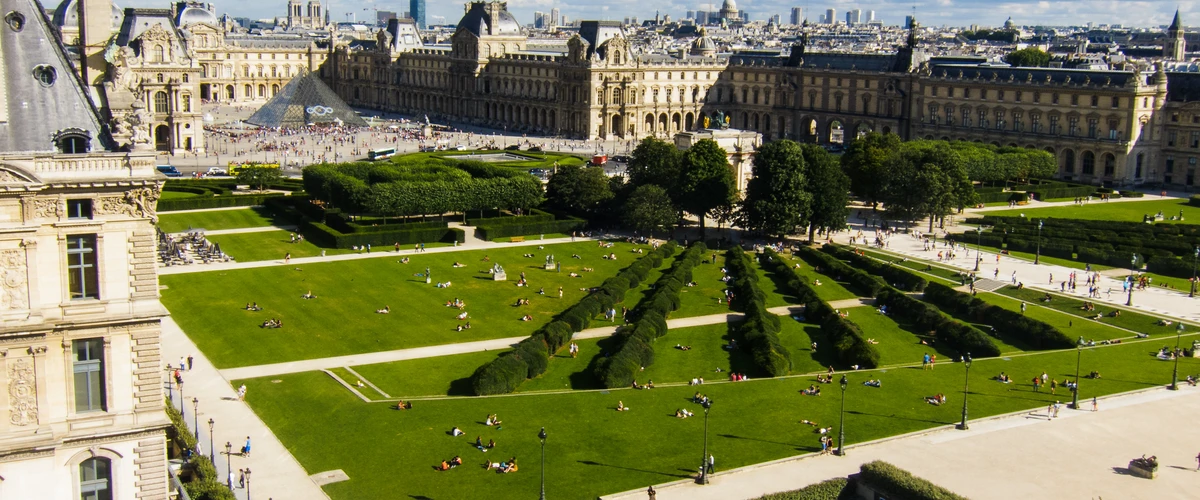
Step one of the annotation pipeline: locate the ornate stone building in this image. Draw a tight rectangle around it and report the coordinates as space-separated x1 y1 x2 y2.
0 0 169 498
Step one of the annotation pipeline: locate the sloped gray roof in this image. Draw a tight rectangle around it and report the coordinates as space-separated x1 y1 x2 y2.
246 70 368 128
1 0 111 153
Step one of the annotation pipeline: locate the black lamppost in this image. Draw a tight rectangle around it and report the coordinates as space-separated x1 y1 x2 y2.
1171 323 1184 390
192 397 199 441
207 418 215 464
245 468 252 500
697 399 713 484
1190 246 1198 298
836 375 848 456
956 353 973 430
538 427 547 500
225 442 233 489
179 381 185 420
1034 220 1043 265
1126 254 1137 307
1072 346 1082 410
973 226 986 272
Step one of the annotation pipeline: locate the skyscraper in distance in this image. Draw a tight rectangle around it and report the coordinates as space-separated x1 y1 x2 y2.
826 8 836 25
410 0 426 29
551 8 560 26
790 7 803 25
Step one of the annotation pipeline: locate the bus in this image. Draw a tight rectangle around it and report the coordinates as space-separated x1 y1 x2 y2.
368 147 397 161
227 162 280 176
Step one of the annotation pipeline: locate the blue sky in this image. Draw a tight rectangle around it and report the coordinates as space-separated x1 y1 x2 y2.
111 0 1193 28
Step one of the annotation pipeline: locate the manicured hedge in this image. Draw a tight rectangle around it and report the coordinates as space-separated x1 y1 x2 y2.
298 220 464 248
728 247 792 376
1190 194 1200 207
875 288 1000 358
157 192 286 212
595 242 706 388
471 242 678 395
1118 190 1144 198
467 210 556 226
1028 185 1097 201
760 248 820 304
754 478 848 500
797 246 886 297
857 461 968 500
923 282 1074 349
822 244 928 292
475 218 586 240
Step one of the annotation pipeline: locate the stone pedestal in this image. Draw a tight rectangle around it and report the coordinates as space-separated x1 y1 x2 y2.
494 272 507 281
544 264 556 271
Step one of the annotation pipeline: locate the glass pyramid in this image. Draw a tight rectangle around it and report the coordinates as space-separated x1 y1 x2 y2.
246 69 369 128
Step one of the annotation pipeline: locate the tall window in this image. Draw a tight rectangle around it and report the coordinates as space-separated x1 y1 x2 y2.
154 92 168 114
1082 151 1096 175
1068 117 1079 136
1031 112 1041 132
153 45 164 62
1087 119 1099 139
73 339 106 412
79 457 112 500
67 235 98 300
181 95 191 113
1049 115 1060 135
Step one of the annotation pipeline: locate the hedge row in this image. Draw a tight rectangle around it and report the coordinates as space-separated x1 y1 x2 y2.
298 220 464 248
923 282 1075 349
157 192 286 212
325 212 447 233
475 218 586 240
875 288 1000 358
594 242 707 388
975 190 1024 204
796 246 886 297
1191 194 1200 207
857 461 968 500
467 210 556 226
728 248 792 376
760 249 821 304
1028 185 1098 201
822 244 928 292
754 478 848 500
470 242 678 395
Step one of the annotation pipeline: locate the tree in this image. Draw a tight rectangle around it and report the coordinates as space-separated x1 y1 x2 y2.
1004 47 1051 68
882 142 974 231
677 139 735 239
740 140 811 237
627 137 682 197
622 185 677 238
801 144 851 242
841 132 901 207
237 166 282 192
545 165 613 217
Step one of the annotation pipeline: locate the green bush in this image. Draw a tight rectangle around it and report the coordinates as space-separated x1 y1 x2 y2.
875 288 1000 358
1191 195 1200 207
727 247 792 376
923 283 1074 349
298 221 463 248
470 354 530 395
475 218 586 240
1028 185 1097 201
857 461 968 500
822 244 928 291
467 209 556 226
797 246 885 296
822 313 880 369
754 478 848 500
1118 190 1144 198
157 193 286 212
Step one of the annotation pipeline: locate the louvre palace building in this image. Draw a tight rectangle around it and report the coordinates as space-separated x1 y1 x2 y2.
323 1 1200 189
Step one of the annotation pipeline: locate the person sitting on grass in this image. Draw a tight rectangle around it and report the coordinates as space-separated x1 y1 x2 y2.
521 314 533 322
475 436 485 449
400 257 410 264
376 306 390 314
816 374 830 384
500 458 518 473
302 290 316 299
451 427 464 436
925 394 946 406
996 372 1011 383
451 456 463 467
457 311 469 320
245 302 262 311
583 267 594 272
863 379 881 387
453 262 466 268
802 385 821 396
616 401 630 411
487 439 496 449
393 401 411 410
485 414 502 426
437 460 451 471
646 380 655 389
676 344 692 351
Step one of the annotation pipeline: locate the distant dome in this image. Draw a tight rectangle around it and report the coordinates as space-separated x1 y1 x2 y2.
53 0 123 30
456 2 522 37
177 6 217 27
690 28 716 57
721 0 737 11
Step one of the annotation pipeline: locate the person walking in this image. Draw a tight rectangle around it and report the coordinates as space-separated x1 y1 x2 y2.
1092 396 1098 412
238 469 245 488
186 355 194 371
707 454 714 474
243 436 252 457
1020 302 1027 315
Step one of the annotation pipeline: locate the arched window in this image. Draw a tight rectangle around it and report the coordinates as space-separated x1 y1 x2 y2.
154 91 168 113
56 130 90 154
1063 149 1076 173
1081 151 1096 175
153 44 164 62
1103 153 1116 176
80 457 112 500
244 84 252 97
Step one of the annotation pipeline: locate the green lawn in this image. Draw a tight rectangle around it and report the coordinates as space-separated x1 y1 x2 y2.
992 286 1192 337
979 292 1131 342
767 252 860 302
157 206 287 233
983 198 1200 224
203 230 357 262
839 307 936 366
350 351 504 398
237 335 1200 500
162 241 662 368
160 190 199 200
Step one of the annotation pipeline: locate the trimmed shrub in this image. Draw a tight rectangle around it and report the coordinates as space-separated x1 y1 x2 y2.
924 283 1074 349
1118 190 1144 198
822 244 928 291
596 242 707 387
875 288 1000 358
298 220 463 248
727 247 792 376
754 478 848 500
157 193 286 212
470 354 530 395
822 313 879 369
857 461 967 500
475 218 586 240
797 246 886 296
1191 194 1200 207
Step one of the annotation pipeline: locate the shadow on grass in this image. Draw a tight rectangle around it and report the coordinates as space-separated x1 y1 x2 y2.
569 335 623 390
722 323 760 376
447 377 475 397
717 433 809 451
803 325 839 369
577 460 691 479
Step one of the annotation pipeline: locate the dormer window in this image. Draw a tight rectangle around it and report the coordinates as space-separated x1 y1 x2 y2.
5 11 25 31
54 129 91 154
33 65 56 87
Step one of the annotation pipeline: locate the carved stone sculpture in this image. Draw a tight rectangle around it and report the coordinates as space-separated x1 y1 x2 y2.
0 249 28 311
8 357 38 426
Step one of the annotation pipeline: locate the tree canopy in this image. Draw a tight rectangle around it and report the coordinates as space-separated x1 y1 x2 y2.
237 166 283 192
677 139 735 239
545 165 614 217
801 144 851 241
1004 47 1051 68
740 139 811 237
627 137 683 199
842 132 902 207
622 184 677 238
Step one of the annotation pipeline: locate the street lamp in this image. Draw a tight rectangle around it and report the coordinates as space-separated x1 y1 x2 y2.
973 226 988 272
1171 323 1184 390
836 375 848 456
245 468 252 500
697 399 713 484
192 398 199 441
1034 220 1043 265
1127 254 1137 307
225 442 233 489
1072 346 1082 410
538 427 547 500
1190 246 1198 298
207 418 215 464
956 353 973 430
179 381 185 420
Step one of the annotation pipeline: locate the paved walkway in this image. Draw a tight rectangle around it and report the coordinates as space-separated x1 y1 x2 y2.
170 225 297 237
970 193 1184 212
603 386 1200 500
218 304 830 380
161 317 329 500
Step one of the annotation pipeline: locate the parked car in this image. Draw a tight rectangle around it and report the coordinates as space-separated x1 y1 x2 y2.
156 165 182 177
453 144 467 151
206 167 228 176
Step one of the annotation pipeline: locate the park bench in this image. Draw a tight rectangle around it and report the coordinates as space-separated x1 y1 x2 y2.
510 236 526 243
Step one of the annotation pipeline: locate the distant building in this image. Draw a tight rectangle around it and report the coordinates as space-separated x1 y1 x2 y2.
377 10 397 25
410 0 426 29
550 7 559 26
790 7 803 25
719 0 739 21
826 8 836 25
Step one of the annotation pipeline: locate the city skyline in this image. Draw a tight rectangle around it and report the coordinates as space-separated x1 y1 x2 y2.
108 0 1197 29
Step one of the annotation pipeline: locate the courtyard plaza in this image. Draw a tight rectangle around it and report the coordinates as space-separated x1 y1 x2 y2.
156 198 1200 499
